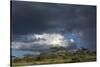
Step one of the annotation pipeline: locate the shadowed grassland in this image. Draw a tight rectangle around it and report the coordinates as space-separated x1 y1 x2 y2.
11 48 96 67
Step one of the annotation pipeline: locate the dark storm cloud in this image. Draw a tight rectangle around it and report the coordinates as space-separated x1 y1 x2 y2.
82 28 96 50
11 1 96 50
11 1 96 34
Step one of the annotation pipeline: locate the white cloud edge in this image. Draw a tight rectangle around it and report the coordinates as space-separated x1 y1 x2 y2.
12 33 75 51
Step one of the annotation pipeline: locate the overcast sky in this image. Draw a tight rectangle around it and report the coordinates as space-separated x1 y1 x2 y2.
11 0 96 52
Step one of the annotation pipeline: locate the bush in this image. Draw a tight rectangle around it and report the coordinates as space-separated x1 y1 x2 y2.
71 56 80 62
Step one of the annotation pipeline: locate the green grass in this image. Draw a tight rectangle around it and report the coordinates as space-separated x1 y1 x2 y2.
11 48 96 66
12 55 96 66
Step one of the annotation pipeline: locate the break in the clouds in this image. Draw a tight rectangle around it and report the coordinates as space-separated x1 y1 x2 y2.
12 33 76 52
11 1 96 52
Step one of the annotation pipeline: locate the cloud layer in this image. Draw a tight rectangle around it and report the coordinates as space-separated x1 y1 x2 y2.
12 33 76 52
11 1 96 52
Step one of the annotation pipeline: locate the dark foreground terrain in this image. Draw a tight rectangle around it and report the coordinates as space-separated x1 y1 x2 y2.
11 47 96 67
